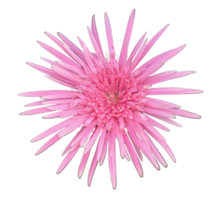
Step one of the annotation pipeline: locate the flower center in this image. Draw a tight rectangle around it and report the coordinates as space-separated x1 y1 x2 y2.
76 67 145 129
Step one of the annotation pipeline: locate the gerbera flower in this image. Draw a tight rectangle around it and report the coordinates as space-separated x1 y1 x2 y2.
19 9 202 189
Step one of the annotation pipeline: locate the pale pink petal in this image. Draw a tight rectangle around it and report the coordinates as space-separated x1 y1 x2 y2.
147 97 181 108
164 108 201 119
43 111 65 119
104 13 115 62
145 71 195 85
144 87 202 95
127 32 147 65
57 32 86 62
108 126 117 189
37 41 76 65
143 123 166 142
42 99 72 105
159 140 176 163
25 100 46 107
151 116 182 127
47 103 70 111
138 24 169 63
31 117 75 142
123 132 143 176
84 126 102 151
144 107 175 118
119 9 135 68
58 114 90 137
19 90 74 97
133 44 186 77
80 124 97 147
78 150 91 178
35 134 61 155
99 134 109 166
20 107 51 115
87 26 103 59
57 145 80 174
88 144 99 186
97 128 107 161
45 75 77 88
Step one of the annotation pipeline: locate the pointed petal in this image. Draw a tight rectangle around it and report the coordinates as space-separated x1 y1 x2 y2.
35 134 60 155
133 44 186 77
123 132 143 176
88 145 99 186
144 107 175 118
20 107 51 115
108 127 117 189
96 128 107 160
144 87 203 95
78 150 91 178
19 90 73 97
104 13 115 62
57 145 80 174
145 71 196 85
127 32 147 65
31 117 75 142
119 9 135 68
58 114 89 137
99 134 109 165
138 24 169 63
37 41 76 65
57 32 86 62
91 15 104 57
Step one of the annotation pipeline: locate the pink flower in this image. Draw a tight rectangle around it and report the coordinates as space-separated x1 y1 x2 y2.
19 9 202 189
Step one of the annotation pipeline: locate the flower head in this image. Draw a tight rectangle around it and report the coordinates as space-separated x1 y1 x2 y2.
19 9 202 189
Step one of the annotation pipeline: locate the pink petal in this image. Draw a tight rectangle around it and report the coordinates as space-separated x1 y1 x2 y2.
104 13 115 62
147 97 181 108
138 24 169 63
58 114 90 137
96 128 107 161
144 107 175 118
84 126 102 151
35 134 61 155
133 44 186 78
37 41 76 65
20 107 51 115
43 111 65 119
88 145 99 186
19 90 74 97
123 132 143 176
151 116 182 127
45 75 77 89
99 134 109 165
159 140 176 163
119 9 135 68
127 32 147 65
57 145 80 174
80 124 97 147
108 127 117 189
143 123 166 141
165 108 201 119
31 117 75 142
144 87 202 95
145 71 196 85
57 32 86 62
87 26 103 59
91 15 104 57
78 150 91 178
46 104 70 111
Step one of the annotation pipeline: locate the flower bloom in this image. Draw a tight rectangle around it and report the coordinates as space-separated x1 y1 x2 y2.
19 9 202 189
